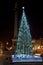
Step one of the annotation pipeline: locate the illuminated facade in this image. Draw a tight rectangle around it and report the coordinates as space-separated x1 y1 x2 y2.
32 38 43 56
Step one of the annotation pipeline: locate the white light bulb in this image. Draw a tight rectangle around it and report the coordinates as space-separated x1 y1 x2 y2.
22 7 25 9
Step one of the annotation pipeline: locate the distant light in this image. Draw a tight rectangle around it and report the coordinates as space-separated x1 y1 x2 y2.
32 40 35 43
38 46 40 49
10 47 12 50
22 7 25 9
6 42 9 45
35 54 41 56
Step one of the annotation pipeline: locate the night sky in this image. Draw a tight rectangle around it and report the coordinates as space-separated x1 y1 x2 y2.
0 0 43 42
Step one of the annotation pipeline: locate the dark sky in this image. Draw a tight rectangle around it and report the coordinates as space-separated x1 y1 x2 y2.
0 0 43 42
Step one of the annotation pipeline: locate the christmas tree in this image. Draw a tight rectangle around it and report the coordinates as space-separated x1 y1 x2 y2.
15 7 33 57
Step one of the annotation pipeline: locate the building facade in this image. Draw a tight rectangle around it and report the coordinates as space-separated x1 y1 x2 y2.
32 38 43 56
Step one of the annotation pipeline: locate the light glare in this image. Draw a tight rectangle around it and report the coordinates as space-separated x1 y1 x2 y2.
22 7 25 9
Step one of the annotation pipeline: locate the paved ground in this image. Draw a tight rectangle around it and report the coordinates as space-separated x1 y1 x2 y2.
3 62 43 65
0 54 11 65
0 56 5 65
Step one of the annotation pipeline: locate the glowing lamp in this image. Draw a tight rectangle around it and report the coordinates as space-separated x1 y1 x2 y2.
22 7 25 9
38 46 40 49
6 42 9 45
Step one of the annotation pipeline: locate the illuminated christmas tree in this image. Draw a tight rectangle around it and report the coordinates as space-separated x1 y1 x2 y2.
15 7 33 57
